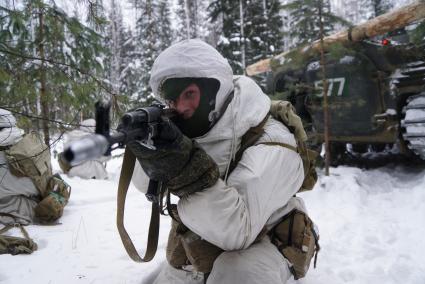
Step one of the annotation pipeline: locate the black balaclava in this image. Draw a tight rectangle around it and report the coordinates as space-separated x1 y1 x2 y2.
161 77 220 138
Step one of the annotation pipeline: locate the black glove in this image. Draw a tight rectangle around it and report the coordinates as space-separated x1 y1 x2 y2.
126 118 219 197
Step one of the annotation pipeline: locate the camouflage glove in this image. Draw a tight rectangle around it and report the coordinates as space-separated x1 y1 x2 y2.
126 119 219 197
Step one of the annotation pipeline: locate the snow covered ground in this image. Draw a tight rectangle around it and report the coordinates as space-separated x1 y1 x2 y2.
1 156 425 284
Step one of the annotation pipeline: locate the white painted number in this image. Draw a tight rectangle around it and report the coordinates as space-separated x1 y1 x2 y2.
314 77 346 97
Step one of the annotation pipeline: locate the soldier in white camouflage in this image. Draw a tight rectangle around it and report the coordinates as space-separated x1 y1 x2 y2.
130 39 306 284
0 109 39 226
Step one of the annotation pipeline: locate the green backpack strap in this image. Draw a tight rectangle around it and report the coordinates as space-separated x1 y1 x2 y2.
0 213 38 255
258 141 298 153
227 114 270 176
227 113 300 176
116 147 160 262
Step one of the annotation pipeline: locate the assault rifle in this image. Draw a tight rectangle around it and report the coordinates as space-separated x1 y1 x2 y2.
62 100 176 202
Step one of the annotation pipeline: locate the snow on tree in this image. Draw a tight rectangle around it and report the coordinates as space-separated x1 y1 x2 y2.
105 0 125 93
157 0 173 50
103 0 135 118
281 0 348 49
174 0 210 42
371 0 394 17
0 0 106 143
130 0 174 104
208 0 283 75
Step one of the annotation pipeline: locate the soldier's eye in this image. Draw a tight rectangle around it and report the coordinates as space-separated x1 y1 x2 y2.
184 91 195 99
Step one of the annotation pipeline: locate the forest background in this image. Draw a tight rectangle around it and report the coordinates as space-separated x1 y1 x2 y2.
0 0 421 146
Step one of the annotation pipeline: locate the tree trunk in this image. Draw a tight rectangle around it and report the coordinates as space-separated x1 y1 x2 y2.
184 0 190 39
38 8 50 147
318 1 331 176
240 0 246 74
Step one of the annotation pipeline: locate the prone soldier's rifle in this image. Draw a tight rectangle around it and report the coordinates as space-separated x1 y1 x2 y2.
63 100 176 262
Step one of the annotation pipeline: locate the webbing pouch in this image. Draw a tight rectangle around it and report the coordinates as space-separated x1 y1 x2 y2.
166 218 190 268
165 203 223 273
180 230 223 273
270 209 320 280
34 174 71 223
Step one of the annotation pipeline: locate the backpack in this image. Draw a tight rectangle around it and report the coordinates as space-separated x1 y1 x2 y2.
5 132 52 197
5 133 71 223
269 100 319 192
265 100 320 279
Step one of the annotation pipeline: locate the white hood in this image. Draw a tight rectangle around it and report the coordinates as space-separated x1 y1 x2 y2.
132 75 272 190
0 109 17 128
196 76 270 175
149 39 271 176
0 109 23 147
149 39 234 115
133 42 271 190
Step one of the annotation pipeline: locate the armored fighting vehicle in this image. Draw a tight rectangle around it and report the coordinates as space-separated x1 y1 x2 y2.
247 1 425 163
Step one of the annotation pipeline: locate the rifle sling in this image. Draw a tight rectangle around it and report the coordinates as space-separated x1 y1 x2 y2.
116 147 160 262
227 114 270 176
257 141 298 153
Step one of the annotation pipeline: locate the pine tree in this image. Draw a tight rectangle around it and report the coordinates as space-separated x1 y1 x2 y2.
0 0 107 144
175 0 202 41
86 0 108 31
371 0 393 17
132 0 159 104
103 0 133 119
105 0 124 93
281 0 348 49
208 0 283 74
157 0 173 51
357 0 392 21
263 0 284 56
175 0 190 40
127 0 174 105
244 0 284 87
175 0 212 42
244 0 284 63
119 31 139 102
208 0 242 73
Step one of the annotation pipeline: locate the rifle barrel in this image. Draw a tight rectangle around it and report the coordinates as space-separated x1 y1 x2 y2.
63 134 109 165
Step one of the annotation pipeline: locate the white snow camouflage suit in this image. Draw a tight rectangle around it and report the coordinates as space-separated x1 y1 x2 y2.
132 39 306 284
0 109 39 225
